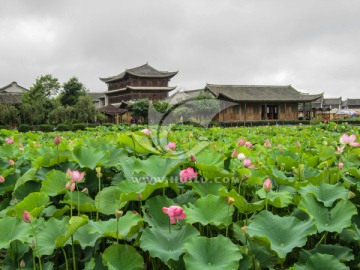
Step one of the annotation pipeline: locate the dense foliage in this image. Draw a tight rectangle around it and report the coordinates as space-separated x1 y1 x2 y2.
0 122 360 269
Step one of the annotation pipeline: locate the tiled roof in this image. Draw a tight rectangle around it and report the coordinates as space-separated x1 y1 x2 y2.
205 84 323 102
100 63 178 83
345 99 360 106
97 105 127 115
105 86 176 95
323 97 342 105
88 92 106 101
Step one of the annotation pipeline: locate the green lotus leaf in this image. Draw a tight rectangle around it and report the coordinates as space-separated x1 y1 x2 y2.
118 133 159 154
276 155 298 171
189 181 223 196
63 191 97 212
219 189 264 214
290 254 349 270
102 244 144 270
299 182 349 207
0 216 32 249
85 211 143 240
271 168 295 186
13 192 49 218
247 210 316 259
33 146 68 168
299 244 354 263
256 189 293 208
94 186 124 215
35 217 68 257
298 195 357 233
184 194 234 227
319 147 336 162
73 224 101 249
40 169 68 196
13 167 37 191
70 144 108 169
143 195 176 229
119 179 169 203
139 224 199 263
183 235 242 270
55 215 88 247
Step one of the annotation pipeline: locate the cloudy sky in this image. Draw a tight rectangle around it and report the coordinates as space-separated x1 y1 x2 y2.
1 0 360 98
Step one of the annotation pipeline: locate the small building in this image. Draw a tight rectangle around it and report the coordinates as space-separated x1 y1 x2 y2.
88 92 106 108
100 63 178 106
0 82 28 105
204 84 322 122
342 99 360 109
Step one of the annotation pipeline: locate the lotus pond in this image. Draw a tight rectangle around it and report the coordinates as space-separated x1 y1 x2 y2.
0 122 360 269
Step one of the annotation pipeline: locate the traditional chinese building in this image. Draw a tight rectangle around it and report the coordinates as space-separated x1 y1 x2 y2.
100 63 178 106
0 81 28 105
204 84 323 122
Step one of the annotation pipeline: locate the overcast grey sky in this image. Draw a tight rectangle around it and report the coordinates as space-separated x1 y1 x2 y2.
1 0 360 98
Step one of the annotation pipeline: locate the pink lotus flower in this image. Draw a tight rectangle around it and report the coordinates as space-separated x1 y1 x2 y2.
71 170 85 182
263 178 272 192
66 169 85 183
65 181 76 192
141 128 152 136
0 175 4 183
264 139 271 148
162 206 186 224
5 138 14 144
238 138 246 146
179 167 198 183
338 162 344 169
237 153 246 160
340 134 360 147
245 142 253 148
231 149 238 158
243 158 256 168
336 146 345 154
166 142 176 151
54 135 61 145
22 210 33 223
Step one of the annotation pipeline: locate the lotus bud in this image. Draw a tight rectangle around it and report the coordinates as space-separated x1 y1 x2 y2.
13 197 17 204
66 168 72 180
237 153 246 160
0 175 5 183
338 162 344 169
190 154 196 162
241 226 247 233
54 135 61 145
81 187 89 194
137 193 143 200
22 210 33 223
263 178 272 192
189 131 193 138
227 197 235 205
8 159 15 166
19 259 25 268
116 210 123 220
231 149 238 158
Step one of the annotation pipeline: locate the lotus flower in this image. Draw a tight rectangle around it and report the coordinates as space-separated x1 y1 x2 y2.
237 153 246 160
340 134 360 147
179 167 198 183
243 158 252 167
245 141 253 148
231 149 238 158
166 142 176 151
22 210 33 223
5 138 14 144
190 154 196 162
65 181 76 192
0 176 5 183
238 138 246 146
141 128 152 136
263 178 272 192
54 135 61 145
264 138 271 147
162 206 186 224
338 162 344 169
8 159 15 166
66 169 85 183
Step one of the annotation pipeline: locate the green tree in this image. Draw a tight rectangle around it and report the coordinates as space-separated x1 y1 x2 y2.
60 77 87 106
0 104 20 127
153 100 170 113
128 99 150 123
74 95 96 123
20 75 60 124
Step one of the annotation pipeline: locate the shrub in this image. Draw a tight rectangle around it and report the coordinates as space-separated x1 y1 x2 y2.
56 124 71 131
72 123 86 131
35 124 54 132
18 124 33 132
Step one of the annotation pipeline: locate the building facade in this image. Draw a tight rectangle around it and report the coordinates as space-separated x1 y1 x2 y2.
0 82 28 105
100 63 178 106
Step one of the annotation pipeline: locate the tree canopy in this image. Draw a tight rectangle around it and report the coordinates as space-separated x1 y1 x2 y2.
60 77 87 106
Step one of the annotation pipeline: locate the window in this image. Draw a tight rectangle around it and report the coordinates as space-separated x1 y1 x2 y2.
261 105 278 120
